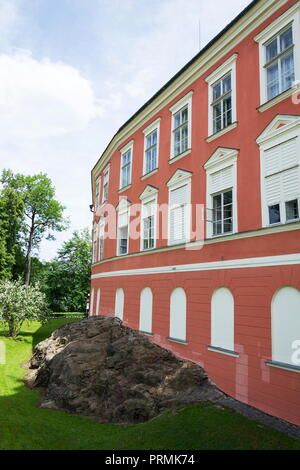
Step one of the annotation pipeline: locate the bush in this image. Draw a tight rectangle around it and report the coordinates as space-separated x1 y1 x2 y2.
0 279 47 337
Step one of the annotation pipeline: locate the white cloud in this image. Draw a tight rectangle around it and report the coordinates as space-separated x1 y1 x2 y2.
0 50 102 142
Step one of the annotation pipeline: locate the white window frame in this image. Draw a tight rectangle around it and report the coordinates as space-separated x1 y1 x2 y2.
167 170 192 246
116 199 130 256
169 91 193 161
254 2 300 107
257 115 300 228
119 140 133 189
102 165 110 203
98 217 105 261
204 148 238 239
139 186 158 252
95 177 101 209
205 54 237 138
92 223 98 263
142 118 161 175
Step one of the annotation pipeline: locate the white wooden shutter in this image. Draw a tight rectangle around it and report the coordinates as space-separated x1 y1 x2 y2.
118 211 128 228
282 167 300 201
169 184 188 243
265 174 281 205
210 166 233 193
264 138 298 176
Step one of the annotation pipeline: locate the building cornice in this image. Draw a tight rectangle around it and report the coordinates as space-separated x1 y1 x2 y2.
92 0 290 181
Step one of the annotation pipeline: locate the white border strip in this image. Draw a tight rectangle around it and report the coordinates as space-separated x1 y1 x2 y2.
91 253 300 279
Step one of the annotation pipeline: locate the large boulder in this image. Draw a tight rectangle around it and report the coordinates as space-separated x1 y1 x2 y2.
25 316 223 424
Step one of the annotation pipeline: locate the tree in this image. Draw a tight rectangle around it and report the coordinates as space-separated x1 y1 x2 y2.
38 229 91 312
0 279 47 337
0 185 24 281
1 170 69 285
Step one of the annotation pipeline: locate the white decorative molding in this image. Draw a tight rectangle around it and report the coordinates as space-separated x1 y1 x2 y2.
139 185 159 201
167 168 192 188
91 253 300 279
204 147 239 171
256 114 300 145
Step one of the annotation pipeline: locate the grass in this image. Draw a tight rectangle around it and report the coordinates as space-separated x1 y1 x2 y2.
0 317 299 450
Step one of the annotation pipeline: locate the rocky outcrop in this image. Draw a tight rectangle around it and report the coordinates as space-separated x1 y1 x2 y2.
25 316 223 424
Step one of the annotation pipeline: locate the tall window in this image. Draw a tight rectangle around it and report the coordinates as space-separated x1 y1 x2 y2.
204 147 238 238
167 170 192 246
211 73 232 134
102 166 109 202
98 219 104 261
95 177 100 209
115 288 124 321
139 287 153 334
265 26 295 101
169 92 193 160
272 287 300 365
210 288 235 352
145 129 157 174
92 224 97 263
212 189 233 236
205 54 237 138
117 200 130 256
169 287 187 342
257 115 300 227
120 142 133 189
254 4 300 108
173 106 188 157
142 200 156 250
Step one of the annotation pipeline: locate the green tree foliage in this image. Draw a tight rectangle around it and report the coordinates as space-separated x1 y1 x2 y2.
37 229 92 312
0 184 24 281
1 170 69 284
0 279 47 337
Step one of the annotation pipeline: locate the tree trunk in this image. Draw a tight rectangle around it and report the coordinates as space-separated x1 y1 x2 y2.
25 217 35 286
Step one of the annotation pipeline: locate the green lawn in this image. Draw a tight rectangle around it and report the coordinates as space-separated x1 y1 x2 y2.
0 318 299 450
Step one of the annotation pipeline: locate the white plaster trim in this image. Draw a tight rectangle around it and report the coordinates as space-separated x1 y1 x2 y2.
91 253 300 279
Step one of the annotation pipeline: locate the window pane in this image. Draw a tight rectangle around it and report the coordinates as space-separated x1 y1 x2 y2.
280 27 293 52
152 130 157 145
213 221 222 236
174 129 181 156
224 220 233 233
223 190 232 204
213 102 222 133
266 38 278 62
174 112 181 129
181 107 188 123
213 82 221 101
223 96 232 127
146 135 152 150
267 62 279 100
285 199 299 221
181 124 188 152
269 204 281 224
223 74 231 94
281 52 294 92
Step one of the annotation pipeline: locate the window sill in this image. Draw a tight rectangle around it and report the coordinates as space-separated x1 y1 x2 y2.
118 184 131 194
117 252 129 257
257 87 294 113
169 149 191 164
166 337 188 345
266 219 300 229
208 231 235 240
208 345 240 357
141 168 158 180
206 122 237 143
139 330 153 336
265 360 300 374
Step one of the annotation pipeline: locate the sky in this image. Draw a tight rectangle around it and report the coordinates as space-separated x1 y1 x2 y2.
0 0 253 261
